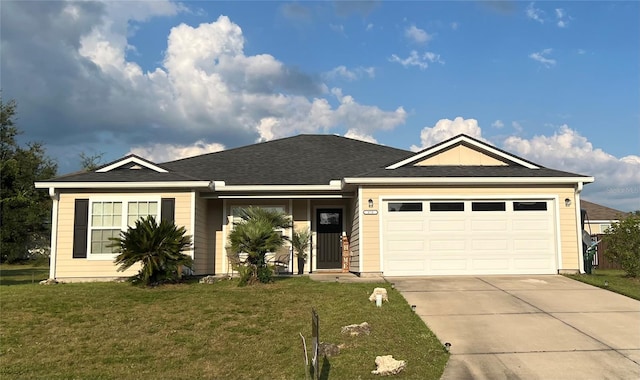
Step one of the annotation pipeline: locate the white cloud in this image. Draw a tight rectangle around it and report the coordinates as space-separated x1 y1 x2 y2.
324 65 375 81
410 117 485 151
2 5 406 169
366 23 374 31
512 121 524 133
405 25 431 44
389 50 444 70
503 126 640 211
344 129 378 144
492 120 504 128
130 140 226 162
555 8 570 28
529 48 556 68
526 2 544 23
450 22 459 31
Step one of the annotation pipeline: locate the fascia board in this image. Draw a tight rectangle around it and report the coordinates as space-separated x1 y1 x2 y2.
34 181 211 189
386 135 539 169
343 176 595 185
97 156 167 173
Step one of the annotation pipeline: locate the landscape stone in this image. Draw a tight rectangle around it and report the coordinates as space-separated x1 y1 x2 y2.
371 355 406 376
369 287 389 302
319 342 341 357
341 322 371 336
199 275 218 284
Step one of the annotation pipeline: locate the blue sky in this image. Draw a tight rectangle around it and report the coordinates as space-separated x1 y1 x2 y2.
1 1 638 210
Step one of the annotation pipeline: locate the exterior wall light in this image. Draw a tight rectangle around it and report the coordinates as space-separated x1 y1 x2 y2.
565 198 572 207
368 199 374 208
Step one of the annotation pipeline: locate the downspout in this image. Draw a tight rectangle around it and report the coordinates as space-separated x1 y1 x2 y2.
574 182 585 274
48 188 59 279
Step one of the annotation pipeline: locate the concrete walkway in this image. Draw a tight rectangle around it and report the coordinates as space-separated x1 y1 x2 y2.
387 275 640 380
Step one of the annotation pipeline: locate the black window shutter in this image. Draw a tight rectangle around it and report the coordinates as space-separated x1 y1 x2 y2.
161 198 175 223
73 199 89 258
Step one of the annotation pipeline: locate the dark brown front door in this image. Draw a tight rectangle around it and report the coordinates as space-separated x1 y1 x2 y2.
316 209 343 269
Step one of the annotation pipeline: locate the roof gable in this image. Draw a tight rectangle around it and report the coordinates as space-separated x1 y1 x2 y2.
387 134 539 170
96 154 168 173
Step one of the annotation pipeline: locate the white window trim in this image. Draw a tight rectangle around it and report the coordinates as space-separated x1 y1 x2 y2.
229 205 289 236
87 196 162 260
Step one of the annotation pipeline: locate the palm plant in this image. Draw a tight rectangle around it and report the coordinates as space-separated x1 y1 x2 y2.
292 228 311 275
227 207 291 285
110 216 192 285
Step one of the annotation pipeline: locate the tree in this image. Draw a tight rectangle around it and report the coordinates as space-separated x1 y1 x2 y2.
79 151 104 171
110 216 193 286
603 212 640 277
227 207 291 285
1 97 58 263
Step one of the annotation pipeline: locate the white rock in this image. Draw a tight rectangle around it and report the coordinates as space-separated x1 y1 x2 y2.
369 287 388 302
341 322 371 336
39 279 59 285
371 355 406 376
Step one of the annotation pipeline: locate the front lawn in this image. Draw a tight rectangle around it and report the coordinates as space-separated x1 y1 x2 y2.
0 269 448 379
565 269 640 301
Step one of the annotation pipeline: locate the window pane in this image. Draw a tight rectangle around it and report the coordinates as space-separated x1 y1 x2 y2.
472 202 506 212
128 216 137 226
430 202 464 212
104 202 113 214
113 202 122 214
128 202 138 214
92 202 103 214
92 215 102 227
388 202 423 212
149 202 158 215
513 202 547 211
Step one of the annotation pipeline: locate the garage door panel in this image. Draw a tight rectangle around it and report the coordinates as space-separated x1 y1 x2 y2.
471 239 509 250
388 240 424 251
429 220 466 232
471 220 508 231
513 220 551 231
388 221 425 232
430 240 466 250
382 199 557 276
431 259 468 271
513 258 554 270
472 258 510 270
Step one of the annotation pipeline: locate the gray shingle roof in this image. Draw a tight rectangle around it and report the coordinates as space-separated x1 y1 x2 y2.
581 200 629 220
42 134 592 185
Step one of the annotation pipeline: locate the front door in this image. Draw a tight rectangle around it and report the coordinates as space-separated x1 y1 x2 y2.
316 209 343 269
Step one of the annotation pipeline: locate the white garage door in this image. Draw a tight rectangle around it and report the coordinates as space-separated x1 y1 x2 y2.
382 200 557 276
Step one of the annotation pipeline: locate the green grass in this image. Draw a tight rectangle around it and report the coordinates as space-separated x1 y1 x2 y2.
0 264 50 285
0 266 448 379
565 269 640 300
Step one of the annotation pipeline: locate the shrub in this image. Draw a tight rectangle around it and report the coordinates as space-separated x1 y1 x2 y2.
110 216 193 286
603 212 640 277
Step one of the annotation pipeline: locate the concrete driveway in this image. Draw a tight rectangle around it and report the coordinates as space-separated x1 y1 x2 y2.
386 275 640 380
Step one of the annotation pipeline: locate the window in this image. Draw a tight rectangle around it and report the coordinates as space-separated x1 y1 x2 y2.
513 202 547 211
472 202 506 212
600 224 611 232
230 206 288 235
388 202 423 212
430 202 464 212
88 199 159 257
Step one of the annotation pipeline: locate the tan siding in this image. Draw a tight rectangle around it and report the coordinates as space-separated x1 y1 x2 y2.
415 145 508 166
292 199 310 273
359 185 580 274
349 192 360 272
54 191 193 280
208 199 224 275
193 194 208 275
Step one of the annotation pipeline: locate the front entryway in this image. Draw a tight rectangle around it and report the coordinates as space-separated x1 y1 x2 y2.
316 208 343 269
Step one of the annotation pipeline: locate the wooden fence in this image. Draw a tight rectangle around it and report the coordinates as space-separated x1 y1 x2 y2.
590 234 623 270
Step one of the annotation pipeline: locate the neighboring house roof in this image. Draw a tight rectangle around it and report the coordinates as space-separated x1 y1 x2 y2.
36 134 593 189
581 200 628 221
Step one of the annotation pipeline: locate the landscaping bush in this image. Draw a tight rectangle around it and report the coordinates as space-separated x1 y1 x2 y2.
603 212 640 277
